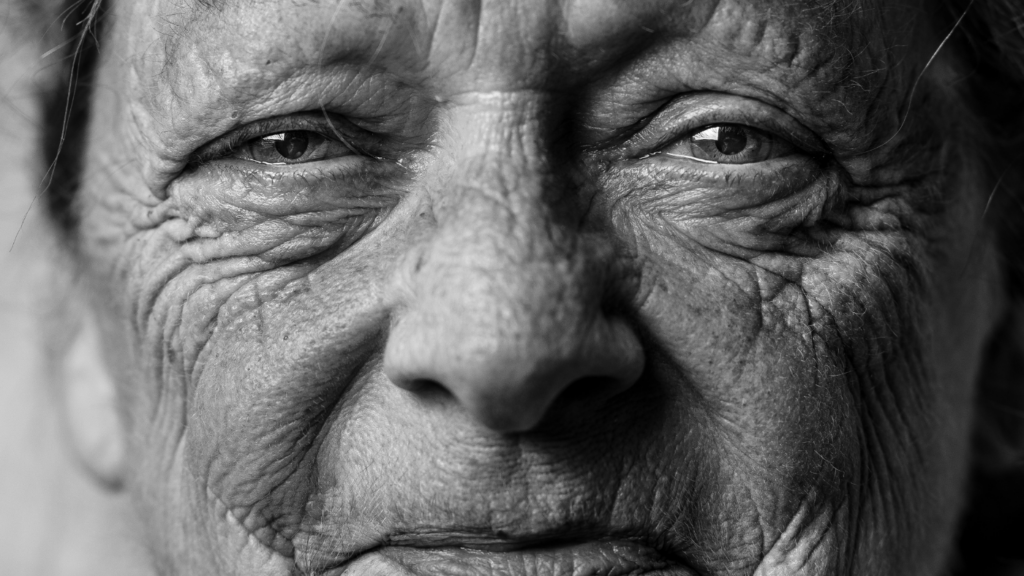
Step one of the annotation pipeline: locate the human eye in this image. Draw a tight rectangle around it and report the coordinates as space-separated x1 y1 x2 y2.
189 112 383 169
234 130 355 165
169 112 406 267
658 124 797 165
597 93 840 255
622 93 828 173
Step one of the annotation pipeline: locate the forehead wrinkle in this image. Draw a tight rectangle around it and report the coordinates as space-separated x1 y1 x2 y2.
145 0 907 88
127 0 928 152
560 0 713 44
165 0 394 56
171 0 257 34
152 0 406 93
152 0 876 91
550 0 898 93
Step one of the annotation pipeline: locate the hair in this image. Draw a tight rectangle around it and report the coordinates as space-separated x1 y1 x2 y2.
12 0 1024 572
15 0 106 235
935 2 1024 573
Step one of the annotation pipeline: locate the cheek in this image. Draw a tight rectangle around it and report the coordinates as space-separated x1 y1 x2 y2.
178 245 394 543
628 159 997 569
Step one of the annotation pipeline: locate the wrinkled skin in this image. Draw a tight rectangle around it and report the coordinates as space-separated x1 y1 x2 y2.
73 0 1004 574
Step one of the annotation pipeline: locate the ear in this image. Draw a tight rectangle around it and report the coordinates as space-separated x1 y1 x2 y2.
57 308 127 490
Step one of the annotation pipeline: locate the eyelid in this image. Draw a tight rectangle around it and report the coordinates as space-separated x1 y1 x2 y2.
626 92 830 160
662 152 719 164
189 112 372 166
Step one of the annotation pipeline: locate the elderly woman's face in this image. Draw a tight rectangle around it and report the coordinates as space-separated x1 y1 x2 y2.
74 0 1003 574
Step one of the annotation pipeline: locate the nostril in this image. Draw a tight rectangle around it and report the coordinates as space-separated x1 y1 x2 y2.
398 378 451 399
392 377 460 413
383 294 645 432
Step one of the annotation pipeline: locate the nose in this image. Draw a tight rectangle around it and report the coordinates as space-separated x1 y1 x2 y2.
383 249 645 432
382 94 644 433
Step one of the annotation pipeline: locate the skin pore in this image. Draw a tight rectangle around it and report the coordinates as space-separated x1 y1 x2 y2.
68 0 1004 574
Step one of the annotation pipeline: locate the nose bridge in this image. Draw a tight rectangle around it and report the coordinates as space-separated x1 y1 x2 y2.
437 92 567 248
383 92 643 432
428 92 587 316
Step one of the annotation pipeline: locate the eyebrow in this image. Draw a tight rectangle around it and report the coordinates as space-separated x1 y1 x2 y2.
188 0 231 11
179 0 266 29
184 0 392 18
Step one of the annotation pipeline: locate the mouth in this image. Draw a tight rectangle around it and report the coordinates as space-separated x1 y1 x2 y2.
334 536 699 576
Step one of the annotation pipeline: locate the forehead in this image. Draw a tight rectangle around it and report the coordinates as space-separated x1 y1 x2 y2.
138 0 889 92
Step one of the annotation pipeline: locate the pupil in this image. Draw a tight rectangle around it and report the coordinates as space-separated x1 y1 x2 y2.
715 126 748 155
274 132 309 160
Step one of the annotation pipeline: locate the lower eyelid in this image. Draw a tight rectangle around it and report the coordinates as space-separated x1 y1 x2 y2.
193 155 405 201
661 152 719 164
231 136 355 166
166 168 401 259
619 155 825 196
597 167 836 248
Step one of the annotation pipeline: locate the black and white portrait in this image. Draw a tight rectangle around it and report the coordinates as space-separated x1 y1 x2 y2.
0 0 1022 574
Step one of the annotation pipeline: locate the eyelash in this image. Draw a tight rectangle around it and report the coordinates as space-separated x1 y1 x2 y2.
190 97 828 177
188 113 374 167
624 96 830 166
